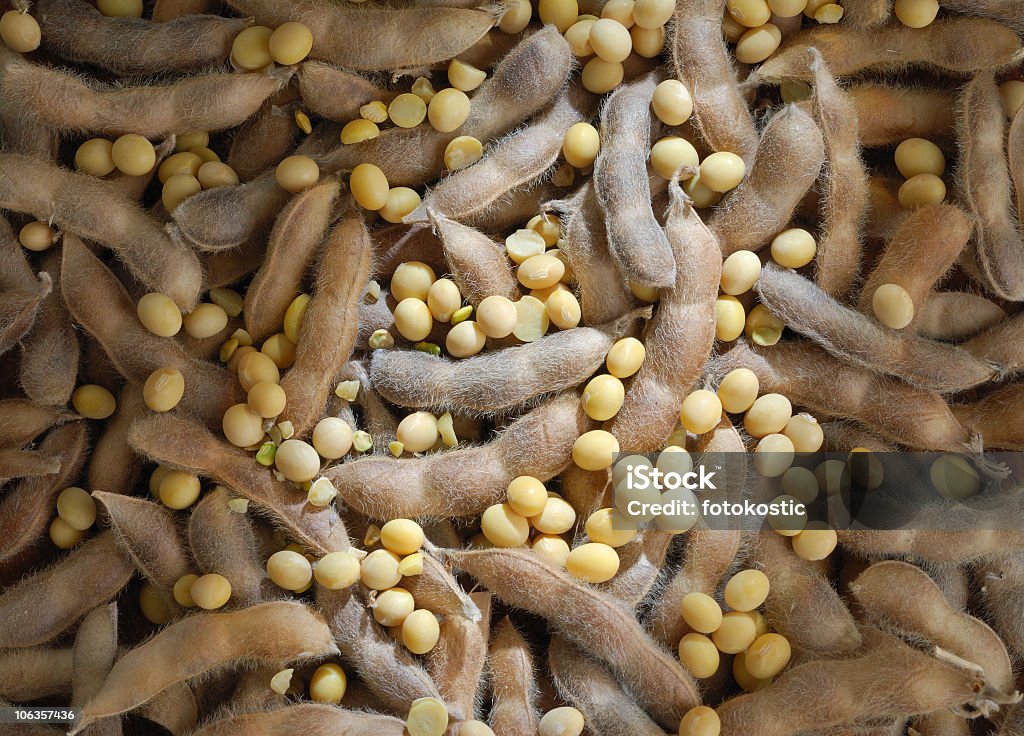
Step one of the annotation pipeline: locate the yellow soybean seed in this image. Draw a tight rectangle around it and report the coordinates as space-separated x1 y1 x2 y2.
136 293 182 337
744 393 792 438
589 18 632 64
282 293 311 344
379 187 422 224
512 296 550 342
814 3 844 22
294 109 312 134
159 470 201 509
392 261 437 302
500 0 532 32
360 100 389 123
350 163 390 211
111 134 155 176
721 250 762 295
222 403 265 447
700 151 746 192
97 0 143 16
517 254 565 290
475 294 516 337
633 0 674 27
426 278 461 323
585 507 637 548
652 79 694 126
895 138 945 178
565 542 619 583
565 18 597 56
717 367 759 414
173 574 199 607
532 534 571 567
183 302 228 339
545 289 581 330
394 298 433 342
770 228 817 268
158 152 202 183
261 333 297 369
723 569 770 612
582 374 626 421
340 119 381 145
601 0 634 26
678 633 721 678
309 663 347 705
894 0 939 27
407 697 448 736
538 0 579 31
427 87 471 133
481 503 531 547
680 592 723 634
562 122 601 169
791 523 838 560
448 59 487 92
446 320 486 358
715 296 746 342
238 350 280 391
380 519 425 556
75 138 116 177
361 549 402 590
650 137 699 180
898 173 945 209
539 707 584 736
139 581 170 625
680 390 723 435
444 136 483 171
745 304 784 346
0 10 41 52
680 706 721 736
745 633 792 679
999 80 1024 119
315 551 360 589
268 21 313 65
275 155 320 193
712 611 758 653
389 93 427 128
530 495 577 535
783 413 824 453
872 283 915 329
143 367 185 413
275 439 321 483
402 609 441 654
754 433 795 478
735 22 782 63
505 228 547 264
581 57 624 94
267 550 313 591
72 384 117 420
373 587 415 626
396 411 439 453
782 466 819 505
930 454 981 500
572 430 619 471
606 337 646 378
683 173 724 208
49 517 85 549
190 573 232 610
189 146 220 163
18 222 56 252
459 721 495 736
507 476 548 517
56 487 97 531
162 173 202 212
727 0 771 26
247 381 286 418
231 25 273 70
630 23 665 57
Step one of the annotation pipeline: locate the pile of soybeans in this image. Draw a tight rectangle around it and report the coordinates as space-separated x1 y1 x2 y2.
2 0 1024 734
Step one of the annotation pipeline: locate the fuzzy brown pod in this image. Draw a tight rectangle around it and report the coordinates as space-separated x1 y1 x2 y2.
20 250 79 407
128 413 351 556
488 617 540 736
427 209 519 307
849 84 956 147
190 704 407 736
86 386 145 496
35 0 247 76
323 393 591 519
